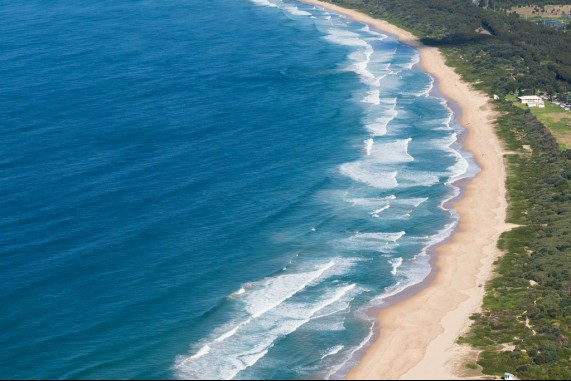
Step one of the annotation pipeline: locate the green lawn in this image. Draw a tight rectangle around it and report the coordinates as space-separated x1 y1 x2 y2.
506 95 571 150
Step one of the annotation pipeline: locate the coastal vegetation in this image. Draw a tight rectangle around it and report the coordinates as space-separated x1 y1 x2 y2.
457 103 571 379
323 0 571 378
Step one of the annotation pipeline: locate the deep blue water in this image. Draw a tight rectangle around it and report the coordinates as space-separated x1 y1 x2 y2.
0 0 475 379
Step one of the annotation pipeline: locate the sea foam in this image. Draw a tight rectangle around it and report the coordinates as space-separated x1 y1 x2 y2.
369 138 414 164
249 0 278 8
340 162 398 189
283 6 312 16
321 345 344 360
244 261 335 318
174 283 359 380
363 138 374 156
389 257 403 276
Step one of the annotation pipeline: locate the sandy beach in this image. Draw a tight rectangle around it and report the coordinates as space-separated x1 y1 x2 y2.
298 1 512 379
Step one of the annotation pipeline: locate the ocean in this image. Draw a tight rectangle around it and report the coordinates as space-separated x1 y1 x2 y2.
0 0 476 379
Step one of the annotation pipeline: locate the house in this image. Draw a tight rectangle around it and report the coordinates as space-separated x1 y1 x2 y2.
518 96 542 104
518 95 545 108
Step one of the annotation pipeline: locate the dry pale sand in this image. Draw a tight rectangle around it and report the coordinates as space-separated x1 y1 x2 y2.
298 1 514 379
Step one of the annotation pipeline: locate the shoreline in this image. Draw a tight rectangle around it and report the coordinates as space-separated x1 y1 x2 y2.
298 1 513 379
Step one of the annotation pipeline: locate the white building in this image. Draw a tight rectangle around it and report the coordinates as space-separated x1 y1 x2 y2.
518 96 542 104
518 96 545 108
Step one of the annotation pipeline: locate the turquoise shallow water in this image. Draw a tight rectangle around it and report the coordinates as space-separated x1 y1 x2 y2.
0 0 476 379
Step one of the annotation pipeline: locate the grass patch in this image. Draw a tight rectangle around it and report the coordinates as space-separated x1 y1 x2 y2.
530 106 571 150
506 95 571 150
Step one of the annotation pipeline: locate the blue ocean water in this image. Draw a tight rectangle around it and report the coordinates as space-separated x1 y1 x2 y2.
0 0 476 379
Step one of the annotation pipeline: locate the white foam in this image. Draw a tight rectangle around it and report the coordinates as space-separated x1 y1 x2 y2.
315 284 356 312
360 24 387 39
349 48 375 83
340 162 398 189
180 343 252 379
311 298 351 320
439 110 454 129
325 29 378 84
447 150 470 183
283 5 312 16
432 132 457 148
325 29 369 48
304 283 364 329
385 97 397 104
244 261 335 318
353 231 406 242
235 344 270 378
369 138 414 164
347 195 395 207
344 231 406 252
189 344 210 360
365 98 398 136
418 220 458 257
365 256 433 311
351 58 375 82
369 281 404 306
356 223 460 329
249 0 277 7
389 257 403 275
215 319 252 343
371 73 387 87
325 318 376 379
399 72 434 97
362 89 380 105
371 48 397 67
321 345 345 360
369 205 389 218
243 284 356 371
363 138 374 156
365 118 390 137
230 287 246 298
433 134 472 183
397 170 441 187
401 53 420 70
416 74 434 97
174 281 358 380
394 197 428 207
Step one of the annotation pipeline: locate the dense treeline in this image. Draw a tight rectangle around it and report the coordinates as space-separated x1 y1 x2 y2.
323 0 571 379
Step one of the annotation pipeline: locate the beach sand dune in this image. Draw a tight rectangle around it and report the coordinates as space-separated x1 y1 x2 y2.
299 1 512 379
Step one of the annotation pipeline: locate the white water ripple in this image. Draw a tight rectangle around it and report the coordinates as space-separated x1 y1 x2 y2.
174 283 358 380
